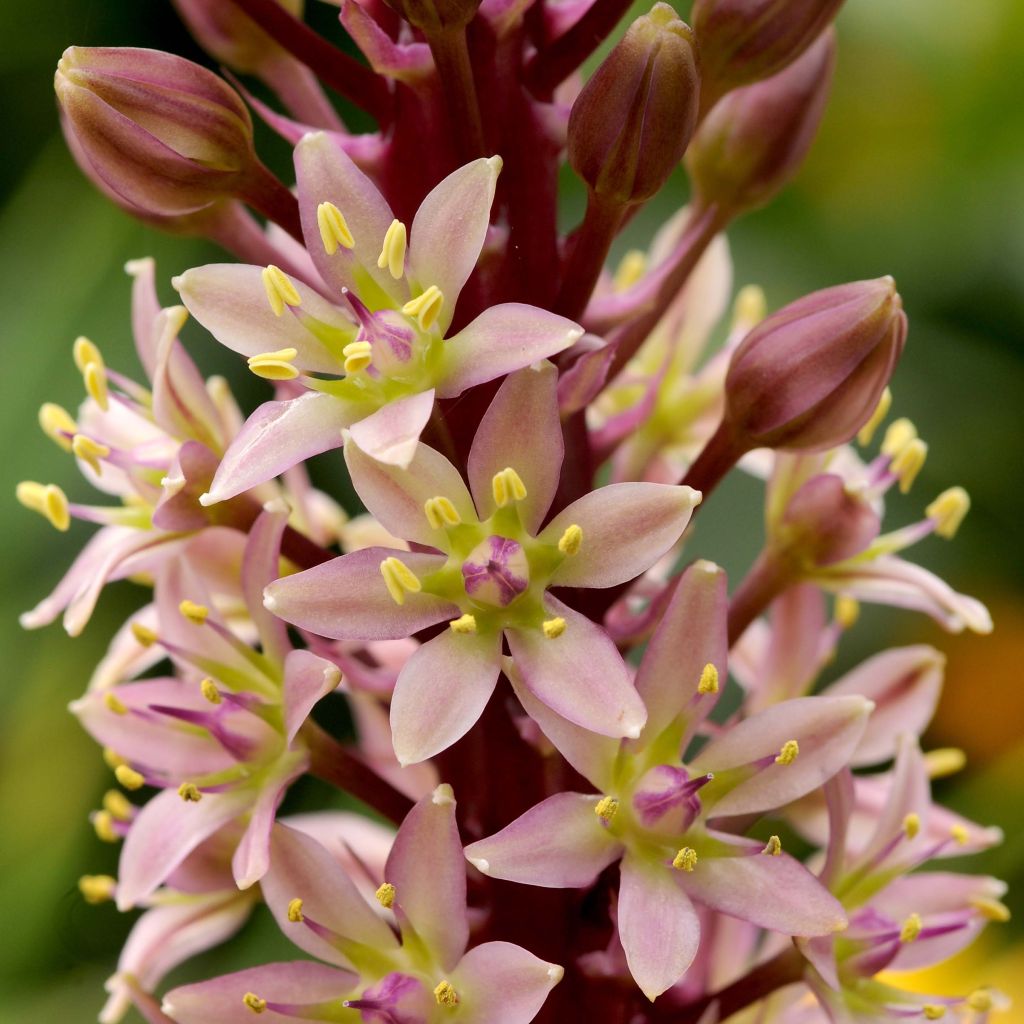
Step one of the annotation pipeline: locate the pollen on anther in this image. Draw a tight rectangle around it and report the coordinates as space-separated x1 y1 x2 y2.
970 896 1011 923
287 897 305 922
775 740 799 766
924 747 966 779
261 265 301 317
899 912 923 943
449 614 477 635
115 764 145 791
375 882 396 908
697 663 719 695
200 678 222 704
433 980 459 1007
762 835 782 856
79 874 117 904
922 1006 946 1021
594 796 619 823
557 524 582 556
342 340 373 374
378 219 407 280
492 467 527 508
425 495 461 529
402 285 444 331
950 824 970 846
178 782 202 802
179 600 209 625
131 622 159 647
966 990 995 1012
243 992 267 1014
673 847 698 872
16 481 71 532
835 596 860 629
72 434 110 475
102 748 126 770
892 437 928 493
903 813 922 839
103 789 133 821
316 201 355 254
881 417 917 459
93 811 118 843
39 402 78 451
926 487 970 540
542 617 566 639
104 692 128 715
380 556 421 606
248 347 300 381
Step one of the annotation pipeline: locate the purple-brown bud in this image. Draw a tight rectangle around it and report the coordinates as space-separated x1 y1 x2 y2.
685 29 834 216
723 276 907 451
55 47 258 217
692 0 844 107
382 0 482 31
776 474 881 566
568 4 700 206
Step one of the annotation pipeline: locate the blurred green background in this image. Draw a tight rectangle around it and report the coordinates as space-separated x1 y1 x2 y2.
1 1 1022 1020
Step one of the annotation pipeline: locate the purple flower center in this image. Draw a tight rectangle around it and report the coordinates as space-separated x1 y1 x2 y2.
631 765 711 834
461 535 529 608
343 289 414 365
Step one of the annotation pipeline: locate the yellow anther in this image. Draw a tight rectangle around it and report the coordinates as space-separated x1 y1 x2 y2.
316 201 355 254
79 874 117 904
287 897 305 922
380 556 422 606
775 740 799 766
950 824 970 846
130 622 159 647
424 495 461 529
102 789 134 821
857 387 892 446
261 265 302 317
247 347 300 381
102 747 126 770
673 847 698 872
970 896 1011 923
402 285 445 331
39 402 77 451
891 437 928 494
594 796 619 823
84 361 110 411
179 599 209 625
200 678 222 704
16 481 71 531
115 765 145 790
542 617 567 639
697 663 719 695
93 811 119 843
922 1006 946 1020
377 219 407 279
178 782 203 802
558 524 583 556
449 613 478 635
966 990 994 1012
732 284 767 330
433 980 459 1008
613 249 646 291
72 434 111 475
73 335 103 374
104 692 128 715
762 835 783 856
835 595 860 629
903 813 921 839
899 912 923 943
924 747 966 779
243 992 267 1014
491 467 527 508
375 882 396 909
881 417 917 459
342 340 373 374
926 487 970 540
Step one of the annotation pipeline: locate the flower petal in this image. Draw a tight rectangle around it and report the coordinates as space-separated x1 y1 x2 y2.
467 363 563 533
264 547 456 641
465 793 623 888
390 629 501 766
386 784 469 971
283 649 342 743
505 597 647 739
346 389 436 469
437 303 583 399
543 483 701 589
618 853 700 1000
241 507 292 663
452 941 563 1023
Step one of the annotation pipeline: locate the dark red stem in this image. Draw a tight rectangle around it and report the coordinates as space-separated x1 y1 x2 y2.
555 190 626 320
679 420 749 502
239 161 304 242
425 25 487 162
726 548 797 645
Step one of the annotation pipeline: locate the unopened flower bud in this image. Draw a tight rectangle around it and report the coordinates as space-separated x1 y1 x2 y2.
382 0 482 31
55 47 258 217
777 474 880 566
686 30 835 216
723 276 907 451
568 4 700 206
692 0 844 107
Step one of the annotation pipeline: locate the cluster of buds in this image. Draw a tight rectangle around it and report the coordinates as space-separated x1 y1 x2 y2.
19 0 1007 1022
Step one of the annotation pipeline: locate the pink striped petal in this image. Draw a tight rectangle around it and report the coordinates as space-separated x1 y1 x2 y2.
346 389 435 469
465 793 623 888
283 649 341 743
542 483 701 589
241 507 291 664
232 762 306 890
451 941 563 1022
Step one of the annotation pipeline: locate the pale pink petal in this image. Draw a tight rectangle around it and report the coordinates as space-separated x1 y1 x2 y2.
390 629 501 766
827 645 944 766
126 256 162 377
283 649 342 743
340 0 432 79
294 131 403 303
618 853 700 1000
467 363 563 533
859 735 930 865
557 340 616 417
117 787 253 910
452 941 563 1023
202 392 359 505
264 548 457 641
240 507 291 663
465 793 623 888
232 762 306 889
407 157 501 332
173 263 352 372
542 483 701 589
386 784 469 971
437 303 583 399
691 696 872 818
162 962 357 1024
345 434 475 547
346 389 435 469
680 837 847 936
505 597 647 739
755 584 830 706
633 559 727 746
261 823 399 963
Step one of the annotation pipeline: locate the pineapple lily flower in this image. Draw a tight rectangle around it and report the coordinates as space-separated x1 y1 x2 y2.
264 364 702 763
72 507 342 907
464 561 871 1000
161 785 564 1024
174 131 583 502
